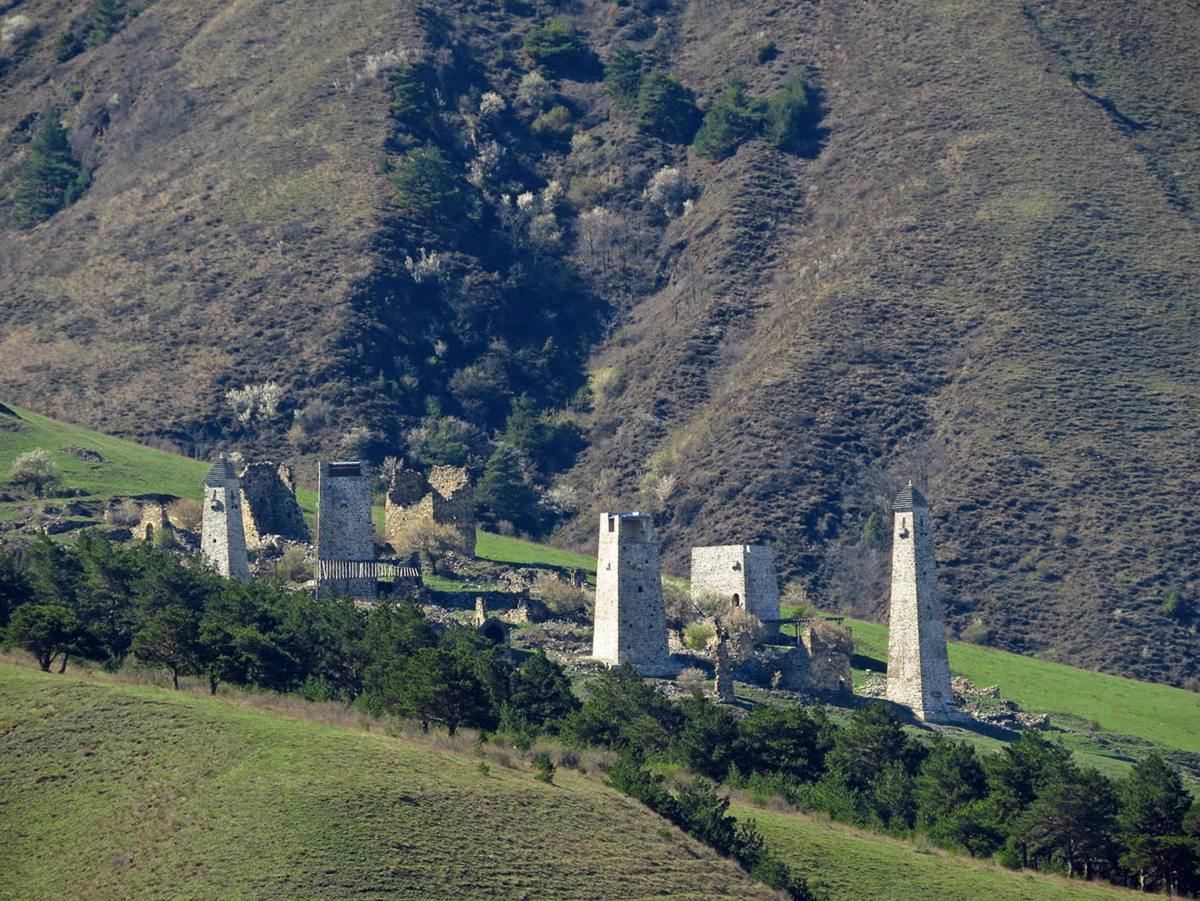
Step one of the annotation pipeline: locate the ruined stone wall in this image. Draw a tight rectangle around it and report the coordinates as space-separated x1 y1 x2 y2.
802 622 853 694
202 481 249 583
592 513 675 675
690 545 780 623
885 487 961 722
384 465 475 557
316 461 375 598
132 503 170 541
240 462 309 549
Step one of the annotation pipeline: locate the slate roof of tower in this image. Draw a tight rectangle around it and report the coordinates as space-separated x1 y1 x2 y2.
205 457 237 485
891 482 928 511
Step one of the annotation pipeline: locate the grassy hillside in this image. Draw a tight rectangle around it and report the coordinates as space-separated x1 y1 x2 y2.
0 663 779 901
0 406 208 525
736 802 1135 901
846 616 1200 758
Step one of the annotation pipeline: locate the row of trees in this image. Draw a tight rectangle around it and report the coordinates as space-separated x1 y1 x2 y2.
604 44 819 157
576 676 1200 896
4 535 1200 895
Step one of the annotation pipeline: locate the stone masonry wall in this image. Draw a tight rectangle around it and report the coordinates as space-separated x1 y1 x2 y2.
202 481 249 582
885 487 961 722
802 622 853 694
592 513 675 675
690 545 780 623
316 461 375 598
240 462 309 549
384 465 475 557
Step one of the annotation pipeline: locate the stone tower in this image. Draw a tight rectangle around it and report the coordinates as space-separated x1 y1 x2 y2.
592 512 677 676
886 482 962 722
316 461 376 598
201 457 250 582
690 545 781 623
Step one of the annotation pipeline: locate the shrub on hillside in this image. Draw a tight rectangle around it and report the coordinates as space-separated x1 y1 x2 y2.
531 104 573 143
960 620 991 645
8 448 58 497
764 75 816 153
642 166 691 217
531 572 590 616
1163 589 1195 621
167 498 202 533
692 78 764 161
390 520 462 575
516 71 555 109
391 143 461 218
110 498 141 527
633 72 701 143
523 20 587 74
226 381 284 423
754 41 778 64
684 622 715 650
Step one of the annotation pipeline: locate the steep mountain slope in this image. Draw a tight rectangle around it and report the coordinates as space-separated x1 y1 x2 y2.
2 0 1199 684
0 0 417 449
569 0 1200 683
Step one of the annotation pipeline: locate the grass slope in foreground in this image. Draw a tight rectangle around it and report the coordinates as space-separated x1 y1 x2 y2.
0 663 774 901
736 801 1134 901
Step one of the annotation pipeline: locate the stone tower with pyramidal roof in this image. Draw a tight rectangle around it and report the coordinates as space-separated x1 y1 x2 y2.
201 456 250 582
885 482 963 722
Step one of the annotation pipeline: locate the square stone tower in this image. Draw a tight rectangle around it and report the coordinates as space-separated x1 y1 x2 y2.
592 512 677 676
690 545 781 623
201 457 250 582
885 482 963 722
316 461 376 599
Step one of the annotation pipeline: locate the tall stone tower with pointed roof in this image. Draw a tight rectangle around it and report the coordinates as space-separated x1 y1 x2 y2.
201 457 250 582
592 512 677 676
885 482 962 722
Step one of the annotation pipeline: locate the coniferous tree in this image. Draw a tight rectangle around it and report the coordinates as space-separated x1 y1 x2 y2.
475 445 536 529
11 109 89 229
603 44 643 110
633 72 701 144
692 77 764 161
85 0 126 48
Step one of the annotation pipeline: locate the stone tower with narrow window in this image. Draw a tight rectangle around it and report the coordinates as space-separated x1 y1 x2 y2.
201 457 250 583
690 545 781 624
592 512 677 676
886 482 963 722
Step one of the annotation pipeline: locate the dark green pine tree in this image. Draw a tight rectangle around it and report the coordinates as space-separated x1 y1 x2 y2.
85 0 126 49
603 44 643 110
11 109 89 230
474 445 536 530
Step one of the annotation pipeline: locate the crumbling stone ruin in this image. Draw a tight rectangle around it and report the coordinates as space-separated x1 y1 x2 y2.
316 461 376 599
201 458 250 582
690 544 781 623
384 466 475 557
801 620 853 694
239 462 309 549
886 482 965 723
592 512 677 676
734 620 854 695
713 627 735 703
132 502 171 542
